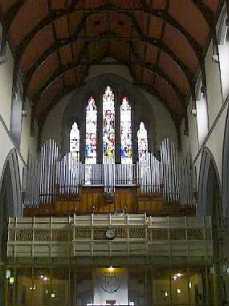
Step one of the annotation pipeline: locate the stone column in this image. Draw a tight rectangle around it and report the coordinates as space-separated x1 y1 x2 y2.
80 110 86 164
132 99 138 164
115 89 121 164
146 120 153 153
97 92 103 164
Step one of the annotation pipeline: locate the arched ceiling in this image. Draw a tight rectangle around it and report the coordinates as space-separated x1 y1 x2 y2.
0 0 223 124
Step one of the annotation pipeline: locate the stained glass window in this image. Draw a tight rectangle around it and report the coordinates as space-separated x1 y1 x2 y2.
85 97 97 164
70 122 80 158
103 86 115 162
120 97 132 164
137 122 148 162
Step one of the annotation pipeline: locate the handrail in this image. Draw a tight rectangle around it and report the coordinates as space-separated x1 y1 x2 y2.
7 215 213 261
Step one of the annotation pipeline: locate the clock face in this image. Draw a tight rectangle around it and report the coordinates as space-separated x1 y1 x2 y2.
105 228 116 239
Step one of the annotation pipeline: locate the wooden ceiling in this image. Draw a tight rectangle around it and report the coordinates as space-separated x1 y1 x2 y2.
0 0 223 123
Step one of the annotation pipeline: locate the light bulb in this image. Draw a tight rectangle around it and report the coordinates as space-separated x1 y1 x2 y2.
108 266 114 272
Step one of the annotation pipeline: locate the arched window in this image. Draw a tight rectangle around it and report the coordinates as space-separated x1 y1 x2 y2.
70 122 80 158
103 86 115 162
217 7 229 100
137 122 148 162
69 87 150 165
120 97 132 164
85 97 97 164
196 92 208 146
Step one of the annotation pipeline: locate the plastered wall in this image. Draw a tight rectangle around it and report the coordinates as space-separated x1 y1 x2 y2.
0 44 14 129
0 45 37 190
0 45 24 176
181 38 229 188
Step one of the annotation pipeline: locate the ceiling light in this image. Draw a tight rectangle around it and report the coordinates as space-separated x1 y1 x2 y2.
173 273 183 280
108 265 114 272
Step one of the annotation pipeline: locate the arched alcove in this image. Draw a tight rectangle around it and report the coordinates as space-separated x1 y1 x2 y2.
198 148 225 305
0 149 21 259
198 147 222 221
222 107 229 217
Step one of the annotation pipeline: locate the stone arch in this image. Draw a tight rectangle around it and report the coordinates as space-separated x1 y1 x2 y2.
0 148 22 259
198 147 222 220
222 106 229 217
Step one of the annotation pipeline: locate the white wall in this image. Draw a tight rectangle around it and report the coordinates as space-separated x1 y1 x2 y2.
0 45 36 187
0 45 25 176
0 44 14 129
182 40 228 187
218 42 229 100
42 91 73 146
205 41 223 127
196 93 208 146
140 89 177 148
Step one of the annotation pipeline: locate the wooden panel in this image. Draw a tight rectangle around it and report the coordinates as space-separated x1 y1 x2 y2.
114 187 137 213
23 186 196 217
80 186 106 213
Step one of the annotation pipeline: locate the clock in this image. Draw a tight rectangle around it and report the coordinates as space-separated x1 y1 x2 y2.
105 228 116 240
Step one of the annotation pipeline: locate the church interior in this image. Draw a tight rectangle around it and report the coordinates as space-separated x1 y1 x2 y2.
0 0 229 305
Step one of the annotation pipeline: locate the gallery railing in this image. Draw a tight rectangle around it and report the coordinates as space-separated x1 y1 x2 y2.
22 138 195 207
7 214 212 263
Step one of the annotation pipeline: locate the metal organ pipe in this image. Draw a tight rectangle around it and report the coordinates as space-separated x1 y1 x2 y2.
23 138 194 207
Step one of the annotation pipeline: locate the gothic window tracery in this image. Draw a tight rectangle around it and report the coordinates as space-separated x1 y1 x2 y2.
69 88 149 163
120 97 132 164
85 97 97 164
137 122 148 162
70 122 80 158
103 86 115 163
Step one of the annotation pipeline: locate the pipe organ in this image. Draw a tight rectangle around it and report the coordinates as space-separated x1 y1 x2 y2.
23 138 195 216
7 140 214 306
